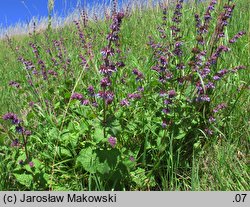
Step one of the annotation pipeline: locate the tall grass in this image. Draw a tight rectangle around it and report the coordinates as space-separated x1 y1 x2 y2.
0 0 249 190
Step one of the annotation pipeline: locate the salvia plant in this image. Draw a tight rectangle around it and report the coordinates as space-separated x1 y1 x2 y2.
0 0 248 190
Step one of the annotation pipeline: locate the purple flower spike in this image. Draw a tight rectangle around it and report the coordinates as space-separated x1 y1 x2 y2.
108 136 117 148
196 95 210 102
127 93 142 100
2 113 21 125
229 31 246 43
213 103 227 113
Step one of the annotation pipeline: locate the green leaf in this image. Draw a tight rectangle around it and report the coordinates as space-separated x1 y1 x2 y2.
13 173 33 188
93 127 105 143
174 129 187 140
76 147 121 175
96 148 120 174
58 147 72 158
76 147 97 173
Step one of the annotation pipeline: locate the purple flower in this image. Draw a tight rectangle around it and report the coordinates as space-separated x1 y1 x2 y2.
120 99 130 106
196 95 210 102
159 56 168 66
213 69 229 80
15 126 24 133
92 101 98 107
108 136 117 148
168 90 176 98
48 70 58 77
165 72 173 80
217 45 230 52
98 91 114 105
196 82 204 93
231 65 246 73
213 103 227 113
204 13 211 21
209 116 216 123
116 61 125 67
205 128 213 135
206 82 215 89
11 139 19 147
29 161 34 168
101 47 115 57
100 77 111 88
217 69 229 76
81 99 90 105
213 75 221 81
2 113 21 125
129 156 135 162
201 67 211 78
159 91 167 97
162 121 167 128
176 63 185 70
9 81 20 88
24 130 32 136
164 99 172 105
87 85 95 96
229 31 246 43
29 102 35 107
99 64 117 75
137 87 144 92
162 108 170 114
71 93 83 101
127 93 142 100
132 68 144 81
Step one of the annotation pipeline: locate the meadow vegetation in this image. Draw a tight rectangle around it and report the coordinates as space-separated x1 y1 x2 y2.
0 0 249 190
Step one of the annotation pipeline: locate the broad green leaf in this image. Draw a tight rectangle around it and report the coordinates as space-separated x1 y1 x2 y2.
76 147 97 173
13 173 33 188
58 147 72 158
